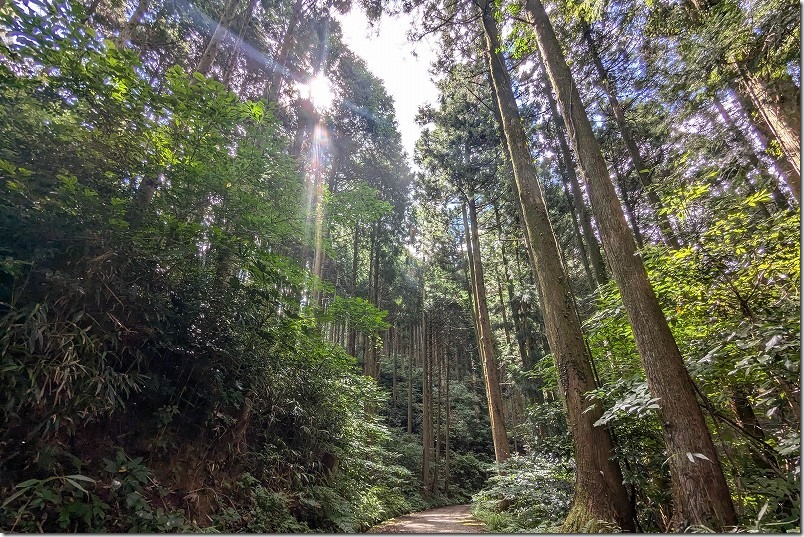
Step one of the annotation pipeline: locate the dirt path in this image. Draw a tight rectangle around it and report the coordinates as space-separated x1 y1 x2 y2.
367 504 487 533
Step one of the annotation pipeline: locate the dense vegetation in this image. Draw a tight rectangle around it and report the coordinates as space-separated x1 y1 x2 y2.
0 0 799 533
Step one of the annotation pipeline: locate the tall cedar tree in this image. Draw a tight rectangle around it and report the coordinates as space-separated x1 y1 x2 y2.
523 0 737 529
479 0 636 531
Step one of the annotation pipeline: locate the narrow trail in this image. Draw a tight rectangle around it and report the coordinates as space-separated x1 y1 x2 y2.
367 504 487 533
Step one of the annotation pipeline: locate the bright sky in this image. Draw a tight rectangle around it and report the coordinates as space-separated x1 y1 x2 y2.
336 9 439 165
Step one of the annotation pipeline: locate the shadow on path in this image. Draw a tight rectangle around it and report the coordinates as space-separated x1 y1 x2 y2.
367 504 487 533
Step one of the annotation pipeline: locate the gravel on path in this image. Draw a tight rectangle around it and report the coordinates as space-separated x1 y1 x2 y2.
366 504 487 533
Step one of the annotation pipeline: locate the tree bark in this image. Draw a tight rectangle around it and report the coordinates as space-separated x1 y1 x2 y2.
581 22 680 247
222 0 259 87
421 315 432 492
726 90 800 204
266 0 304 102
524 0 737 529
737 69 801 197
196 0 242 76
465 196 510 463
117 0 149 45
481 2 636 530
407 324 413 435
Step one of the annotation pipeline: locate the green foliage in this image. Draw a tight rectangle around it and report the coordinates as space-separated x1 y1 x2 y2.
324 295 390 335
472 454 573 532
0 2 431 533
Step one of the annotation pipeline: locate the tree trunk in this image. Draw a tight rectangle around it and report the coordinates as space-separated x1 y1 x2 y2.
117 0 149 45
196 0 242 76
392 326 398 406
434 338 442 492
421 315 432 492
266 0 304 102
465 196 510 463
347 222 359 356
524 0 737 529
222 0 259 87
581 22 680 247
462 204 487 374
543 66 608 285
725 90 799 205
613 156 646 249
407 324 413 434
481 2 636 530
737 69 801 197
444 351 451 494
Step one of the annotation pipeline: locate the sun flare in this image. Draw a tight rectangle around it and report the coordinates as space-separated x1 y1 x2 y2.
297 74 335 111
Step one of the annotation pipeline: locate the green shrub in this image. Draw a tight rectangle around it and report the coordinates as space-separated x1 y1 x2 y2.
472 454 573 532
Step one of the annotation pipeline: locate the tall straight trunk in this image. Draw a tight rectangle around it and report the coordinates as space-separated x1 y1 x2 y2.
407 324 413 434
222 0 259 87
555 147 597 290
725 91 799 205
462 205 487 369
543 65 608 285
737 69 801 196
581 22 680 247
196 0 242 75
494 206 531 376
524 0 736 529
466 196 510 463
266 0 304 102
421 315 432 492
480 3 634 530
391 326 398 406
710 100 786 213
494 265 512 346
347 222 359 356
613 156 646 249
434 338 442 492
311 124 327 307
444 352 451 494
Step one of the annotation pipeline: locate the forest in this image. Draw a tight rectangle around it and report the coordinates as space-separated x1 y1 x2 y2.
0 0 799 533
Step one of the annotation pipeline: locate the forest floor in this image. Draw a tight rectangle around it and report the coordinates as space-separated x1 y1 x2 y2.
367 504 487 533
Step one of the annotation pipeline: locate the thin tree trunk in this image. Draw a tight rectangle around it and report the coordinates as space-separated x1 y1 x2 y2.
543 64 608 284
347 222 359 356
481 2 635 530
721 93 798 206
266 0 304 102
444 350 451 494
554 147 597 290
462 204 486 371
392 326 398 406
196 0 242 76
407 324 413 435
525 0 736 529
581 22 680 247
421 315 432 492
613 156 646 249
466 196 510 463
434 338 442 492
222 0 259 87
117 0 149 45
737 69 801 196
